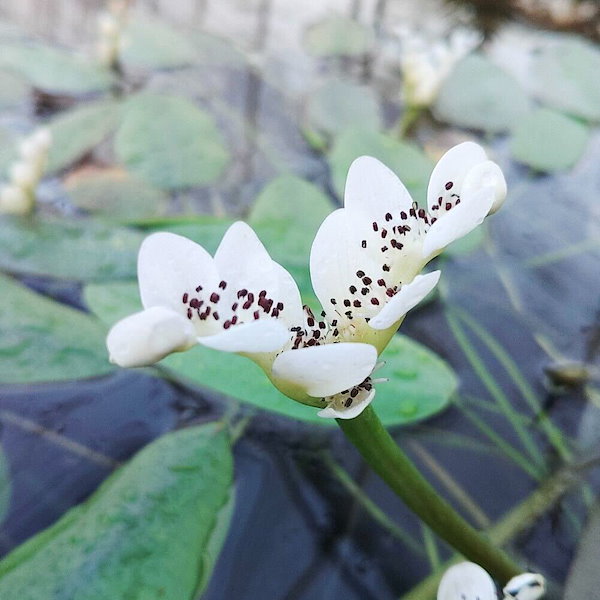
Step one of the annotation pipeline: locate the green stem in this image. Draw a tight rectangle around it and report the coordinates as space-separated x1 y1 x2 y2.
337 405 521 584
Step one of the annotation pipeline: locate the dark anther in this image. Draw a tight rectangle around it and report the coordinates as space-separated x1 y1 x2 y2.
383 264 390 272
445 181 453 190
381 246 388 252
400 211 407 220
219 280 227 289
259 290 267 298
344 397 353 407
371 298 380 305
353 300 361 307
445 202 452 211
361 240 367 248
210 292 220 303
182 293 189 303
213 311 220 320
381 229 387 239
361 287 369 295
372 222 378 232
377 278 386 286
195 285 203 292
385 212 392 221
330 298 337 305
187 308 192 319
237 289 248 298
356 270 365 277
343 299 351 307
362 277 372 285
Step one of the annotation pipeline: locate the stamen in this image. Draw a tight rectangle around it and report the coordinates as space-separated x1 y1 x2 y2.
182 293 188 303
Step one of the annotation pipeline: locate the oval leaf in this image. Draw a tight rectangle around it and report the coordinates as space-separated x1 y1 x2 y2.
115 93 230 190
0 424 234 600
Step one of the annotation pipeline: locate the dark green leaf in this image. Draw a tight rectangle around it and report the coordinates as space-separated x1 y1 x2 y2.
328 128 433 203
0 216 142 281
115 94 229 190
46 100 121 173
0 424 234 600
0 43 113 95
510 108 590 172
434 54 530 133
0 273 113 383
304 15 372 57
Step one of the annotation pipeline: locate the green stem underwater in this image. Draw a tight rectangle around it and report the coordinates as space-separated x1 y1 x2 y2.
336 405 521 584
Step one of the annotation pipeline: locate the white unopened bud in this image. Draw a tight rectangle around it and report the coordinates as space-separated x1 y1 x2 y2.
0 185 32 215
10 161 38 189
503 573 545 600
98 13 119 38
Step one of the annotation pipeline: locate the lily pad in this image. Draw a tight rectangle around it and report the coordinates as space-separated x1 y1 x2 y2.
65 168 170 222
434 54 530 133
46 99 121 173
531 37 600 122
115 93 229 190
0 216 142 281
304 15 372 57
85 281 456 426
305 78 380 146
0 273 113 383
0 423 234 600
328 128 434 204
0 43 113 95
510 108 590 172
0 68 28 108
121 18 198 70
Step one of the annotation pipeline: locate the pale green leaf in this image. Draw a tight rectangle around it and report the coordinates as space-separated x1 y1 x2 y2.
304 15 372 57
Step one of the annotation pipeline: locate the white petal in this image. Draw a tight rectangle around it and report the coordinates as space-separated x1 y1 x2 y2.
369 271 441 330
270 262 304 327
272 343 378 398
198 319 289 353
138 232 219 312
345 156 414 218
502 573 545 600
427 142 488 212
422 186 495 259
437 562 497 600
318 389 375 420
106 306 197 368
461 160 507 215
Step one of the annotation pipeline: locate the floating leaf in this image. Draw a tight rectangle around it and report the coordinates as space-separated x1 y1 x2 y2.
0 273 113 383
0 424 234 600
305 78 380 145
0 216 142 281
46 99 121 173
510 108 590 172
0 69 28 109
121 18 198 70
65 168 170 222
85 281 456 426
304 15 372 57
531 37 600 122
115 94 229 190
0 43 113 95
434 54 530 133
328 128 433 203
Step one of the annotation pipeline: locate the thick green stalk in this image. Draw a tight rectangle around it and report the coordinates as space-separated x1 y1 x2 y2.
337 405 521 583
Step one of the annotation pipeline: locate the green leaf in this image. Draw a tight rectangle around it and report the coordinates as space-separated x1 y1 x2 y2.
0 68 28 109
115 93 229 190
0 126 17 178
305 78 380 142
85 281 456 426
434 54 530 133
65 168 170 222
0 216 142 281
304 15 372 57
46 100 121 173
194 32 246 68
510 108 590 172
531 37 600 122
0 43 113 95
0 273 113 383
121 18 198 70
328 128 433 203
0 424 234 600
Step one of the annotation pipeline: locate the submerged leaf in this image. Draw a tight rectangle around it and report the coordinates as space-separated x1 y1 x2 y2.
0 424 234 600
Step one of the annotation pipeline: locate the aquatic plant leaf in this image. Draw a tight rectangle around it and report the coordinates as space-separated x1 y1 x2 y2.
510 108 590 172
0 126 17 178
0 68 28 109
65 168 170 222
304 15 372 57
121 18 198 69
305 78 380 144
85 281 456 426
328 128 433 204
46 99 121 173
0 216 142 281
115 93 229 190
0 43 113 95
0 424 234 600
434 54 530 133
531 37 600 122
0 273 113 383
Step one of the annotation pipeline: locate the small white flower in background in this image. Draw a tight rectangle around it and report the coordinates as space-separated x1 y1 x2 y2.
96 0 128 68
437 562 545 600
107 142 505 419
398 27 481 108
0 128 52 215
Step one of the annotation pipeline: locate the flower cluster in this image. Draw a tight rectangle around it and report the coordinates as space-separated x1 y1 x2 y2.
107 142 506 419
437 562 545 600
0 128 52 215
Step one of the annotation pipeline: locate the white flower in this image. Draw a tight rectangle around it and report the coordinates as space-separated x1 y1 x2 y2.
0 185 31 215
399 28 481 108
437 562 546 600
106 222 380 418
309 142 506 357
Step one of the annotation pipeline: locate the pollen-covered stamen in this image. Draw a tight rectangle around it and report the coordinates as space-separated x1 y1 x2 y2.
323 375 376 410
430 180 461 217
